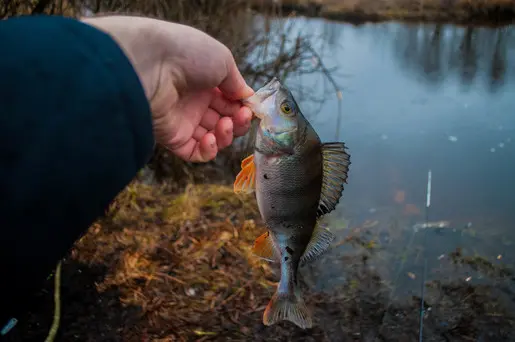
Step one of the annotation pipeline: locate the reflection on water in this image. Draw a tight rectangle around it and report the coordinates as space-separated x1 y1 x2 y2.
261 16 515 338
286 19 515 230
285 19 515 230
392 24 513 93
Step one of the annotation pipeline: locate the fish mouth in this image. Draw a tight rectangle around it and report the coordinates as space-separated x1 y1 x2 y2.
241 77 281 120
267 125 296 135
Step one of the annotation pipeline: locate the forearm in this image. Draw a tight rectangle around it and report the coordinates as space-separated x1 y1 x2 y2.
0 14 154 327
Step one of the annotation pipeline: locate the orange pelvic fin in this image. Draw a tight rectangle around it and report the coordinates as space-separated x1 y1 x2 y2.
252 231 280 262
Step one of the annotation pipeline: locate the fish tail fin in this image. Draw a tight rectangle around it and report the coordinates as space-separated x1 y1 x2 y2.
263 290 313 329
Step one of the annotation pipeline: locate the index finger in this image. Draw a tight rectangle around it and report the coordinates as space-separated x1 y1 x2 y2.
209 88 244 117
218 57 254 100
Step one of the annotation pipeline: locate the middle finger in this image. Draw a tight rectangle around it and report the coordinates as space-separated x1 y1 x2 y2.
200 108 221 131
209 88 242 117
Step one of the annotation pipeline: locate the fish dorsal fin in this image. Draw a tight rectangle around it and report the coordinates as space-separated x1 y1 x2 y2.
300 222 335 267
317 142 351 218
252 231 281 262
233 154 256 194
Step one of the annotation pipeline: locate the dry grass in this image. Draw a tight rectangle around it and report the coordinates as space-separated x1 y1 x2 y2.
72 182 276 339
6 180 514 341
253 0 515 24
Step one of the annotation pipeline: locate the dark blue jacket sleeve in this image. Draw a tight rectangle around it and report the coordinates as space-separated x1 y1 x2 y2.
0 15 155 328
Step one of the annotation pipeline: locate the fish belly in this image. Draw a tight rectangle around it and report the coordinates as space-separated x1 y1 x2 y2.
254 148 323 244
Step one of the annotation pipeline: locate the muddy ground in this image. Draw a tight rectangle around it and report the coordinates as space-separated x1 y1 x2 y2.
4 179 515 342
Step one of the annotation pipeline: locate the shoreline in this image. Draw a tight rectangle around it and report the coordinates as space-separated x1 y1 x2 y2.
251 1 515 26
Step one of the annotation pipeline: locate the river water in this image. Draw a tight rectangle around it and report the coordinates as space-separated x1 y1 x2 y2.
247 16 515 339
311 21 515 227
295 19 515 283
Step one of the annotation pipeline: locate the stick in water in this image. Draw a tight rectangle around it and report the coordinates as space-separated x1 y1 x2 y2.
419 170 432 342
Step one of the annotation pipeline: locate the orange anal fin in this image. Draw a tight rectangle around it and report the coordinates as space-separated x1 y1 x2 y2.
233 154 256 194
252 231 280 262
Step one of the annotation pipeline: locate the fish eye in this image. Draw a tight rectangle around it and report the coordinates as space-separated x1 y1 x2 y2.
280 102 293 115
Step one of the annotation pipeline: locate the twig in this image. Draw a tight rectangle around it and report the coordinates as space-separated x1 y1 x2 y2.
214 280 253 310
155 272 187 285
305 44 344 141
45 261 62 342
419 170 432 342
305 44 342 99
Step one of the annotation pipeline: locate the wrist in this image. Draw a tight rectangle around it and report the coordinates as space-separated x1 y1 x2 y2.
79 16 160 102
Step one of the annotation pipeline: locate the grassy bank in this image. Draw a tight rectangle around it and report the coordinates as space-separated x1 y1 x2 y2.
6 181 514 341
252 0 515 25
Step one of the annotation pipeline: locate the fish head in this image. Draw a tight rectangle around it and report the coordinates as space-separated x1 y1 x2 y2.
242 78 303 153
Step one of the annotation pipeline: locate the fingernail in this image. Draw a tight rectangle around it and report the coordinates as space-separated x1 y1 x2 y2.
245 84 255 93
240 85 254 99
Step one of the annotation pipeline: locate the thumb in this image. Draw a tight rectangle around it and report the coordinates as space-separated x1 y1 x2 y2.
218 57 254 100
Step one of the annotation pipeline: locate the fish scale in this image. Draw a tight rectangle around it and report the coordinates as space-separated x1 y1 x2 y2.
256 149 322 230
233 77 351 329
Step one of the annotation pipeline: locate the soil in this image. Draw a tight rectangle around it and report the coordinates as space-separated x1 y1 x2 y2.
3 180 515 341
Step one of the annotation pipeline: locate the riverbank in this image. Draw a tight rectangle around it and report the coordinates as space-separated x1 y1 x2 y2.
252 0 515 25
5 180 515 341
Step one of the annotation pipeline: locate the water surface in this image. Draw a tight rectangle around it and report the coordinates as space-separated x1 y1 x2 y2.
291 20 515 223
250 17 515 336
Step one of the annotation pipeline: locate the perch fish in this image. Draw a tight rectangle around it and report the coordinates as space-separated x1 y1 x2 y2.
233 78 351 329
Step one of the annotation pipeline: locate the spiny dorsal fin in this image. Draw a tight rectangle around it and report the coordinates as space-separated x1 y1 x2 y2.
300 222 335 267
233 154 256 194
317 142 350 218
252 231 281 262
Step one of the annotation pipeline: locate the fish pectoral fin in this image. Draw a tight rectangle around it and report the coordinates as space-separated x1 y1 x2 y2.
240 153 254 168
317 142 351 218
263 291 313 329
252 231 280 262
233 154 256 194
300 222 336 267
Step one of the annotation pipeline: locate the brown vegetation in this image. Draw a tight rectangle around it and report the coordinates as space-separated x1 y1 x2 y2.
251 0 515 25
4 181 514 341
4 0 515 25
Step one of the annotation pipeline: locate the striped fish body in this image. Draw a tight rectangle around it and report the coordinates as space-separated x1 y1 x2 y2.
233 77 351 330
254 127 323 242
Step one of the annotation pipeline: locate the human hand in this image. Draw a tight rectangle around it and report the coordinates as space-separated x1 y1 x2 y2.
81 15 254 162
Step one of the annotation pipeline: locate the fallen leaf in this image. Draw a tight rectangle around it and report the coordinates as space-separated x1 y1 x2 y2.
394 190 405 204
